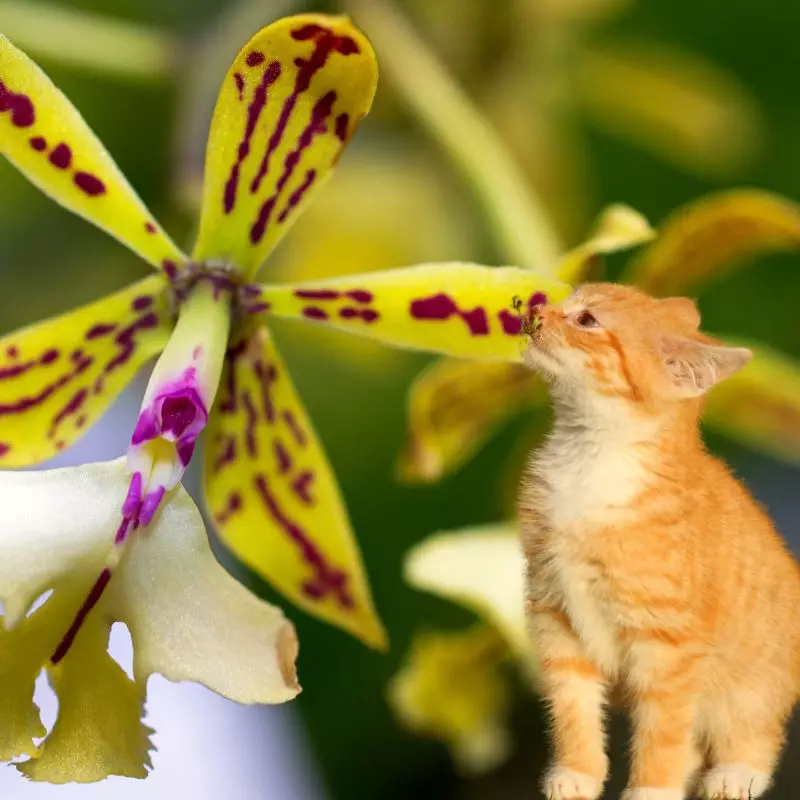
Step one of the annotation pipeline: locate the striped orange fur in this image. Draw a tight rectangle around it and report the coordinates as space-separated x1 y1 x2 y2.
518 283 800 800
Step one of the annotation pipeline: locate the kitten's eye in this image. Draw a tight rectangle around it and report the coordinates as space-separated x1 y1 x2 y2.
574 310 600 329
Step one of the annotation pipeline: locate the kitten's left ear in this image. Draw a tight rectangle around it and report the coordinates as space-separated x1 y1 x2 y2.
658 335 752 398
658 297 700 330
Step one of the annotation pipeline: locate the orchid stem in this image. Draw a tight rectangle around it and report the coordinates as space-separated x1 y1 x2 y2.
349 0 564 272
0 0 176 83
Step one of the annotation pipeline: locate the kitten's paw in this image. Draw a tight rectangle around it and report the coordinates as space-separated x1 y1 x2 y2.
542 766 603 799
621 789 684 800
700 763 770 799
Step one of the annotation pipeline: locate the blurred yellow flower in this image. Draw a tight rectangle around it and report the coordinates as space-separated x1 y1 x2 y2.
389 525 532 774
389 625 512 774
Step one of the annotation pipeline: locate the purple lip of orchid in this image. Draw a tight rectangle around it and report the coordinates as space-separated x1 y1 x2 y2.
131 370 209 467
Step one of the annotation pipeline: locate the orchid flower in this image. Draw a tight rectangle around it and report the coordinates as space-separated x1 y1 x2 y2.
1 11 582 769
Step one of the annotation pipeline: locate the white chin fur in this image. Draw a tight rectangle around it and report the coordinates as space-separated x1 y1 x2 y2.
523 343 561 375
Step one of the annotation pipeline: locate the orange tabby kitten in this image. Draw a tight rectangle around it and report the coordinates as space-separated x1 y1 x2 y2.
518 283 800 800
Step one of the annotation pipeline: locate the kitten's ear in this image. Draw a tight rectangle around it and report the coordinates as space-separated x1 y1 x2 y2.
658 297 700 330
658 335 752 397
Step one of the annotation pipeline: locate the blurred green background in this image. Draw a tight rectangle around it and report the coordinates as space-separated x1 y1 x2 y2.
2 0 800 797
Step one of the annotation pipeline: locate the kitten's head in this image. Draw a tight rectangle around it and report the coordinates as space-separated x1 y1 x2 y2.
523 282 751 412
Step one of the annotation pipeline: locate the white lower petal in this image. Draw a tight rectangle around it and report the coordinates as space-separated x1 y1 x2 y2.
0 458 129 627
108 485 300 705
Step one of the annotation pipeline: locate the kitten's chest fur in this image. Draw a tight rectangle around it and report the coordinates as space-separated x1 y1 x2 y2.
522 419 655 674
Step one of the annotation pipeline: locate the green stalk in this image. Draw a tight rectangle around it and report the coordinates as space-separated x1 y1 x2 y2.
349 0 564 271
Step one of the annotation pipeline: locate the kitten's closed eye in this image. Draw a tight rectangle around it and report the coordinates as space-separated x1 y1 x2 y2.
573 310 600 329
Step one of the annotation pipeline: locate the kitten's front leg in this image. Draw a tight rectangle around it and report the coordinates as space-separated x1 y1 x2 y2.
530 604 609 800
622 633 701 800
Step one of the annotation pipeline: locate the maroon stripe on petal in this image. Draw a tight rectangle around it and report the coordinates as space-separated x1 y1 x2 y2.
51 568 112 664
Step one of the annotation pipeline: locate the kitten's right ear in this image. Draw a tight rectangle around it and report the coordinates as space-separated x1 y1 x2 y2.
658 335 752 398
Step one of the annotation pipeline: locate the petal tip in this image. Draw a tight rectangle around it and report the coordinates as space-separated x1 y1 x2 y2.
277 621 302 695
395 435 444 484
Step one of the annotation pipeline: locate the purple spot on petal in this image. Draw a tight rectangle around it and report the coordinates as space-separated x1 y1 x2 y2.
0 80 35 127
48 142 72 169
410 293 490 335
85 322 117 340
335 112 349 142
74 172 106 196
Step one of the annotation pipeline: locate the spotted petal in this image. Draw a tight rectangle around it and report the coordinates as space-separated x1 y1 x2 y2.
0 459 299 780
204 325 386 649
0 275 172 467
704 338 800 466
405 525 529 658
0 35 185 271
398 358 545 483
258 263 571 361
624 190 800 296
192 14 378 277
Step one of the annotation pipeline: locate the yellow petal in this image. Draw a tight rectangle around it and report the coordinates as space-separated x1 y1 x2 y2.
398 358 545 483
204 325 386 650
19 616 152 783
406 525 529 657
109 481 301 704
624 190 800 296
265 149 480 373
192 14 378 277
388 625 512 775
259 263 571 362
0 275 172 467
556 203 655 284
577 39 760 178
704 338 800 466
0 35 185 270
